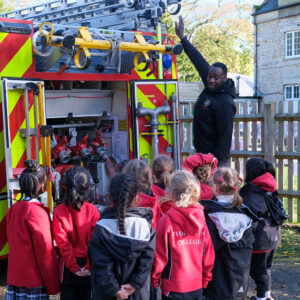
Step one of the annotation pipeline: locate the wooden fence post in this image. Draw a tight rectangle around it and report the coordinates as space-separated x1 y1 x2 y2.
264 102 276 165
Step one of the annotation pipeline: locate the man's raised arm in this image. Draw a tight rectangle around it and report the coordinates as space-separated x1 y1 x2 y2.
175 16 210 86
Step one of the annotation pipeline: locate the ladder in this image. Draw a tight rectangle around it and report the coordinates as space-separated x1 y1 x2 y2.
0 0 181 31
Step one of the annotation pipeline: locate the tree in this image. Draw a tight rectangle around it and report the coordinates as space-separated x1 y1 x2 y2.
163 0 254 81
0 0 11 13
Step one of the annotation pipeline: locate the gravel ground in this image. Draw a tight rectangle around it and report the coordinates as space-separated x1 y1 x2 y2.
1 257 300 299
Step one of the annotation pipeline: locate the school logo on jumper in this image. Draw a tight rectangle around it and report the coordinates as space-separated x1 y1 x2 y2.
202 99 211 110
204 99 211 106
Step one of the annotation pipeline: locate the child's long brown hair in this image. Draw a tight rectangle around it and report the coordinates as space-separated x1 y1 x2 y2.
152 155 174 188
213 168 243 208
122 159 152 193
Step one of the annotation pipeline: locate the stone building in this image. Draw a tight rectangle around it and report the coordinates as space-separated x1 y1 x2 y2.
254 0 300 110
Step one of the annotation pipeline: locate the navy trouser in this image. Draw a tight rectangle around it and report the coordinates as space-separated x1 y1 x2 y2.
250 250 275 298
61 284 91 300
162 288 203 300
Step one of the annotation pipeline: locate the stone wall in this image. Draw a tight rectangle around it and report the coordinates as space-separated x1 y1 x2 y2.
256 6 300 104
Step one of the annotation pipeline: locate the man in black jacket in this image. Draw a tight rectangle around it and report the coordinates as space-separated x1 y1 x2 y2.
175 16 236 166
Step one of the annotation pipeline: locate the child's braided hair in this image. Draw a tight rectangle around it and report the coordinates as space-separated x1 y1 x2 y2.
109 174 137 235
19 160 46 199
61 166 93 211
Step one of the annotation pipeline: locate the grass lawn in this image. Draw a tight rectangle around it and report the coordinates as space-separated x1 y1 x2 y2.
280 166 299 224
276 225 300 263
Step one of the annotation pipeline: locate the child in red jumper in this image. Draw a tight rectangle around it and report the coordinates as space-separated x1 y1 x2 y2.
123 159 162 230
152 170 215 300
183 153 218 200
5 160 60 299
53 166 100 300
240 158 283 300
151 155 174 213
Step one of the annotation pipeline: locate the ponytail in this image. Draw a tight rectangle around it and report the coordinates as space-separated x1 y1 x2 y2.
61 166 93 211
213 168 243 209
152 155 174 188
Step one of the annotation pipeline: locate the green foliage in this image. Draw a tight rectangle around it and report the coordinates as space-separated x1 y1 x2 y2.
163 1 254 81
0 0 13 13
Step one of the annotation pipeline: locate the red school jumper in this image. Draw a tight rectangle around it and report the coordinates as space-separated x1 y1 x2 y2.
52 201 100 276
135 192 162 230
6 200 60 295
152 184 175 214
151 204 215 296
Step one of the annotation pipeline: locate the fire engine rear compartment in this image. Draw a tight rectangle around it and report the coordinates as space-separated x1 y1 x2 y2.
44 80 129 202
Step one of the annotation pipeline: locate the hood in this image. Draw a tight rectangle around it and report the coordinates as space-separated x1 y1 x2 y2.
152 184 166 197
166 204 205 235
96 207 153 262
200 183 214 200
183 153 218 174
215 78 236 98
208 211 252 243
252 172 277 193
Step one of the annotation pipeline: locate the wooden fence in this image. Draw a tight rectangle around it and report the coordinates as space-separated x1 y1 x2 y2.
180 97 300 223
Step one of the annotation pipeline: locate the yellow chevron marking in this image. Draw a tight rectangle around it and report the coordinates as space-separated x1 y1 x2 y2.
1 186 7 194
11 102 36 168
0 33 8 43
1 37 32 78
135 62 157 80
172 62 177 79
7 89 23 115
0 242 9 257
0 200 8 221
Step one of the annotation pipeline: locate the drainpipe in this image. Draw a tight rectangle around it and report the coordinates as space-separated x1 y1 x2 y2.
253 13 258 97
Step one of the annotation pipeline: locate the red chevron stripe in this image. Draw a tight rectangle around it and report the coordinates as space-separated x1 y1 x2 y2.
9 92 34 143
0 33 30 73
0 159 7 193
0 216 7 253
137 84 166 106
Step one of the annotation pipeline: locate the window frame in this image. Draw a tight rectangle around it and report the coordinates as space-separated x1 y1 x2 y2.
285 85 300 101
285 31 300 58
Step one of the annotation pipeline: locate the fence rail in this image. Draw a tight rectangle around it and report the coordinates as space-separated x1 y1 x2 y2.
179 97 300 223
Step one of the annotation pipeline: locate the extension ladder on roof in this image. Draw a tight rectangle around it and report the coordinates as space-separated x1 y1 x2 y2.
0 0 181 30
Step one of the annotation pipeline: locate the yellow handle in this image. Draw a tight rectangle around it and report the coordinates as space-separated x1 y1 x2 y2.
74 48 91 69
39 22 54 45
134 52 150 71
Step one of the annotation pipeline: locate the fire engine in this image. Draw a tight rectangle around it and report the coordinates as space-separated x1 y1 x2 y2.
0 0 182 258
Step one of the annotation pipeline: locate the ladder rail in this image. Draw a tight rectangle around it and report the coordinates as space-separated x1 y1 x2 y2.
0 0 180 30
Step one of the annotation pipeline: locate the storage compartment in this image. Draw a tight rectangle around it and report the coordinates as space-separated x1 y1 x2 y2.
44 81 129 202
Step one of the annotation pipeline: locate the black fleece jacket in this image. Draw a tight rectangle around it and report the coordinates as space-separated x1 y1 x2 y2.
201 200 257 300
88 207 156 300
181 37 236 163
240 183 281 251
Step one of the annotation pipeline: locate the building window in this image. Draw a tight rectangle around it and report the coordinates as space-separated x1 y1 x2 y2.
285 31 300 58
285 85 300 100
284 85 300 112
